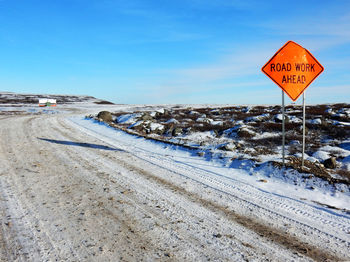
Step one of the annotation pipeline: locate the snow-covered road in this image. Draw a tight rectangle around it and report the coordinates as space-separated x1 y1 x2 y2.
0 111 349 261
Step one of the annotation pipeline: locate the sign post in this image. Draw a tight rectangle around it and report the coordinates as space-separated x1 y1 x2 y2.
282 90 285 166
262 41 324 167
302 92 306 168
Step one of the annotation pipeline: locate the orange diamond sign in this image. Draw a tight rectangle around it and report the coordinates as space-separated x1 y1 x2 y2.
262 41 324 101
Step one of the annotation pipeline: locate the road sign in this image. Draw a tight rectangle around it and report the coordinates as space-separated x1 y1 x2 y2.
262 41 324 101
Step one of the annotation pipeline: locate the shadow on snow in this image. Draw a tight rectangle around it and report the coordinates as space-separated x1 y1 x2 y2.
37 137 123 151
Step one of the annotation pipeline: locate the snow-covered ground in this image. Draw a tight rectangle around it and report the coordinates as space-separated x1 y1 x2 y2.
77 115 350 211
0 93 349 261
90 104 350 207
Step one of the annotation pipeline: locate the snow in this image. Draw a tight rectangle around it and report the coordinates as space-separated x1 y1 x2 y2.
340 142 350 151
341 155 350 171
211 120 223 126
196 117 213 123
128 120 143 128
116 113 141 124
334 121 350 126
245 113 270 122
306 156 319 163
308 118 322 125
166 118 179 124
253 131 280 140
289 115 302 123
150 122 164 131
275 114 284 121
321 145 350 158
156 108 165 114
312 151 330 161
185 131 215 141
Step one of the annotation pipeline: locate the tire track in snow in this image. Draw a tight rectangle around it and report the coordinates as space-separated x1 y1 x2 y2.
0 116 59 261
26 115 162 261
0 116 90 261
34 116 232 260
105 153 347 262
49 117 277 261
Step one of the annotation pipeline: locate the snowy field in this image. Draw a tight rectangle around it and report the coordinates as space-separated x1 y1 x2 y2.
90 103 350 209
0 92 349 261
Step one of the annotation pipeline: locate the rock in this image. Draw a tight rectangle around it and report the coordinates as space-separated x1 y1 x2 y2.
197 152 205 157
259 179 268 183
132 124 146 132
149 123 164 133
274 114 289 123
299 125 308 135
97 111 113 122
211 109 221 115
165 126 174 136
166 118 179 124
197 117 213 124
237 127 255 138
289 140 300 146
183 127 192 135
140 113 153 121
323 157 337 169
309 118 322 125
213 130 220 137
218 143 235 151
188 110 200 116
172 127 183 136
242 106 250 113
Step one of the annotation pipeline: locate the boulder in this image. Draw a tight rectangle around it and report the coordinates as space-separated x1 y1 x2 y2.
274 114 289 123
140 113 153 121
299 125 308 135
323 157 337 169
237 127 255 138
218 143 235 151
172 127 183 136
97 111 113 122
163 109 171 117
197 152 205 157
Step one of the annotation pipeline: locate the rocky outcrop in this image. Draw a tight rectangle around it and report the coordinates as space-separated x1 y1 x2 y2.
97 111 113 122
323 157 337 169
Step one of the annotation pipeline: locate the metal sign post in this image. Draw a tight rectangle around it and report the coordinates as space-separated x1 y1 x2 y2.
282 90 285 167
302 92 306 169
262 41 324 169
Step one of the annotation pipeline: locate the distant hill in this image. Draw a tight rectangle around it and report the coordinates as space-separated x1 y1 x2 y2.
0 92 114 105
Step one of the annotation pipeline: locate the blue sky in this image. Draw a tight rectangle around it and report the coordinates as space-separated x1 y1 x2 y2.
0 0 349 104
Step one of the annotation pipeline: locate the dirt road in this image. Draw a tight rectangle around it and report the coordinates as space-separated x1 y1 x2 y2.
0 112 349 261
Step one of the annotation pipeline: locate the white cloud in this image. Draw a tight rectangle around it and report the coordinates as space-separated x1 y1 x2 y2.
257 9 350 51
